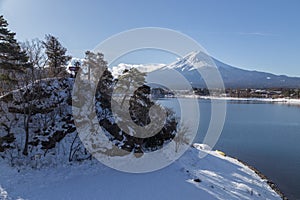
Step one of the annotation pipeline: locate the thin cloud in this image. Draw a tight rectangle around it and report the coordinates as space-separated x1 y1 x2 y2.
183 30 279 37
237 32 278 37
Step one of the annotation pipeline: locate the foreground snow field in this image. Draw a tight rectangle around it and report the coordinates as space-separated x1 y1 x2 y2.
0 144 281 200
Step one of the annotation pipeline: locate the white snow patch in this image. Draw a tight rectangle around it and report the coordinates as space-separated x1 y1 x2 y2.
0 144 281 200
110 63 165 78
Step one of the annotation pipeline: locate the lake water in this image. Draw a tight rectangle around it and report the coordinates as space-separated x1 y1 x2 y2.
160 98 300 200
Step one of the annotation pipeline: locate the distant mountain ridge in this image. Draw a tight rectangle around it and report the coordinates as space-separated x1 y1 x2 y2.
114 52 300 89
160 51 300 89
212 57 300 88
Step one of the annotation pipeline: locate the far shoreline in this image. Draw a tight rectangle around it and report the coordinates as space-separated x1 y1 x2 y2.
164 95 300 106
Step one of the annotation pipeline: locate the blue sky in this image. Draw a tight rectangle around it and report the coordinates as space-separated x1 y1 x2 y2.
1 0 300 76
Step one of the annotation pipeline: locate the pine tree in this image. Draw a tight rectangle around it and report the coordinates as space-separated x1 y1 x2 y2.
0 15 29 93
84 51 108 81
114 68 146 108
94 61 178 156
43 34 71 77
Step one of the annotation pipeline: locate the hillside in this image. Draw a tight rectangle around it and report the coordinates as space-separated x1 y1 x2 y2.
0 78 88 166
0 77 284 200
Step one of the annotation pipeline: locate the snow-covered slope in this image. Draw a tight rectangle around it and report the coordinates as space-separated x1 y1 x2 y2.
212 57 300 88
0 78 88 166
0 144 281 200
110 63 165 78
169 52 300 88
147 51 300 89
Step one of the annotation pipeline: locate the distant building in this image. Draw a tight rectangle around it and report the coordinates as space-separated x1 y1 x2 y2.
68 60 81 78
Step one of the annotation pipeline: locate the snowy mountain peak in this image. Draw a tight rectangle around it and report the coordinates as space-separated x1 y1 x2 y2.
184 51 208 63
157 51 300 88
166 51 216 71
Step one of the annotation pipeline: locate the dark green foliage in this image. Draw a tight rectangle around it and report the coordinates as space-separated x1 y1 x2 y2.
0 133 15 152
43 34 71 76
129 85 153 126
0 15 30 92
85 51 113 109
94 59 178 155
115 68 146 108
83 51 109 81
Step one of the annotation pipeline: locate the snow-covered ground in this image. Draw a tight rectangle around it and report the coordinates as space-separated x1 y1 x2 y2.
178 94 300 105
0 144 281 200
208 96 300 105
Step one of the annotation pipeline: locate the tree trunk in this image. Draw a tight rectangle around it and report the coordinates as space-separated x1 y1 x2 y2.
69 133 79 162
22 114 30 156
120 94 128 108
88 64 90 82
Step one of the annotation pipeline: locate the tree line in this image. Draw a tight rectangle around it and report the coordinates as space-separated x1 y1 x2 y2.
0 15 182 164
0 15 72 95
192 88 300 99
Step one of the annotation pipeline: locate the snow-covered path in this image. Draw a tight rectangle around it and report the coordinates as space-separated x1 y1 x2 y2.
0 144 281 200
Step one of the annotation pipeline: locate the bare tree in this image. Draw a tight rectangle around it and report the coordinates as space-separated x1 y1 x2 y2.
21 39 47 81
18 39 47 156
173 125 191 153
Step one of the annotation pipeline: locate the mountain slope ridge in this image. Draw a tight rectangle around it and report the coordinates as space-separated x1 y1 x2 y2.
163 51 300 88
113 51 300 89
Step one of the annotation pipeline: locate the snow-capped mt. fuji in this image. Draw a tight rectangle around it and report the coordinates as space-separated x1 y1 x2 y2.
153 51 300 89
165 51 215 71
